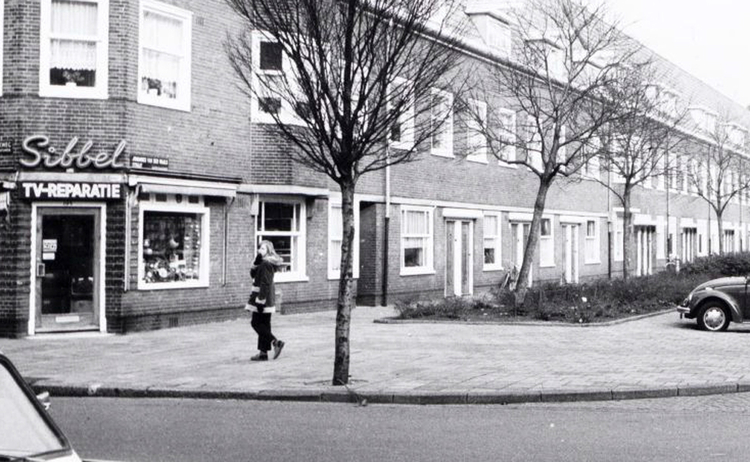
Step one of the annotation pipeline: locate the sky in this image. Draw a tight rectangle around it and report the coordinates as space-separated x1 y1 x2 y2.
599 0 750 107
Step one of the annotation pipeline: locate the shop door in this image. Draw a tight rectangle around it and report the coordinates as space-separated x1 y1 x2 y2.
562 224 579 284
35 208 100 332
445 220 473 297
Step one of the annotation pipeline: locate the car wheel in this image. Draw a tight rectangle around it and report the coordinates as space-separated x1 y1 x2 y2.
697 302 730 332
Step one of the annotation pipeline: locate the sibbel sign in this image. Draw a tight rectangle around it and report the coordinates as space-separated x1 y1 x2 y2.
21 182 122 200
19 135 127 170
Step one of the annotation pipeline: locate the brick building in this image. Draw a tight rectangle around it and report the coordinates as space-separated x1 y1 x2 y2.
1 0 748 337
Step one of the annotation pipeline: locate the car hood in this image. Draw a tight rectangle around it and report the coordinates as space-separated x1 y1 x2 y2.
694 277 747 291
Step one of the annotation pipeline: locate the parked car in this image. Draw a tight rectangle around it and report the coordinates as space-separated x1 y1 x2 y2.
0 352 82 462
677 276 748 331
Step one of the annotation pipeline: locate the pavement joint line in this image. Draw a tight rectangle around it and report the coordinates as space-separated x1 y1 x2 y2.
27 381 750 406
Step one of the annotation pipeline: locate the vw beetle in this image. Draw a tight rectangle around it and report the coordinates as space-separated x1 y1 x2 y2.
678 276 750 331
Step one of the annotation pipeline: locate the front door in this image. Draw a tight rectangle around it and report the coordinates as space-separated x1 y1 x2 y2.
35 208 101 332
445 220 473 297
635 225 656 277
563 224 579 284
511 222 532 287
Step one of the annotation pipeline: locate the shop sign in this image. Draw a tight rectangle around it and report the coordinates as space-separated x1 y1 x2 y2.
130 155 169 171
21 182 122 200
19 135 127 170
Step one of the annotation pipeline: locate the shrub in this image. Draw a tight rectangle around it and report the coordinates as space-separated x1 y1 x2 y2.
681 252 750 277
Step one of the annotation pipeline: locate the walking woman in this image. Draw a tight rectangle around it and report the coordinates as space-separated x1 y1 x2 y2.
246 240 285 361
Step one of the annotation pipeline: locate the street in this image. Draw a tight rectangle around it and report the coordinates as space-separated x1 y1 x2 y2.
50 394 750 462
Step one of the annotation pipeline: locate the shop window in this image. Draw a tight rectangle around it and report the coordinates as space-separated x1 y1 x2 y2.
328 201 360 280
585 219 600 264
138 0 192 111
256 200 307 282
40 0 109 99
483 213 502 271
539 217 554 267
138 196 209 289
431 88 453 157
400 206 434 275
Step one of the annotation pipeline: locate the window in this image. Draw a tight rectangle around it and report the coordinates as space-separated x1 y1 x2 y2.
39 0 109 99
256 200 307 281
539 217 554 267
431 88 453 157
582 137 600 180
524 116 543 171
400 206 434 275
260 41 283 72
138 195 209 289
328 200 360 280
138 0 192 111
497 108 516 164
585 219 600 264
483 213 502 271
390 77 415 149
466 99 488 163
724 230 736 253
487 18 511 58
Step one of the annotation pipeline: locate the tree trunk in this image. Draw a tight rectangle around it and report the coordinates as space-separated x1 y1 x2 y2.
716 209 724 255
622 189 633 280
332 181 357 386
515 179 550 301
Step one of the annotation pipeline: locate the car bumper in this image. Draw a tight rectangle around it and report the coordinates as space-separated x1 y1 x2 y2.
676 305 692 318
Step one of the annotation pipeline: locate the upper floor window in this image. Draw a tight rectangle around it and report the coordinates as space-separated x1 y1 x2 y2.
431 88 454 157
466 99 488 163
487 18 511 58
389 77 415 150
138 0 192 111
40 0 109 99
496 108 517 164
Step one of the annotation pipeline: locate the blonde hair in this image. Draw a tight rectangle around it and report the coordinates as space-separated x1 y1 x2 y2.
259 240 282 263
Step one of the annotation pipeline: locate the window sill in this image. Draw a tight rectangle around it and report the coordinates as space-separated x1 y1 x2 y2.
467 156 488 164
482 266 504 272
328 273 360 281
275 273 310 283
400 268 436 276
539 263 556 268
431 150 454 158
138 94 191 112
137 280 209 291
39 87 108 100
584 260 601 265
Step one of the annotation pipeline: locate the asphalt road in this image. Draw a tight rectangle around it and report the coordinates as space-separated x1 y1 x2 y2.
50 394 750 462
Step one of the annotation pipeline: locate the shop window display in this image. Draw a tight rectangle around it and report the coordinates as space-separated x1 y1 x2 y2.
142 211 202 284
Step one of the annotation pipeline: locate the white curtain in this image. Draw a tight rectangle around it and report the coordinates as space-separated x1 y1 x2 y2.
404 210 428 235
142 11 183 84
50 0 98 70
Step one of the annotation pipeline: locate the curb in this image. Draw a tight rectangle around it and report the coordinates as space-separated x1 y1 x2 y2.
29 380 750 406
374 308 676 327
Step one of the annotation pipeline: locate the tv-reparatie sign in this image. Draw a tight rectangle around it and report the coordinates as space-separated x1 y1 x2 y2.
21 182 122 200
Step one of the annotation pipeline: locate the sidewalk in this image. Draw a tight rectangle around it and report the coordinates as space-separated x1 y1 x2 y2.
2 306 749 405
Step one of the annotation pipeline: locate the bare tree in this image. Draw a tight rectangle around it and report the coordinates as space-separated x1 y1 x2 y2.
470 0 640 298
225 0 469 385
595 65 688 279
687 110 750 255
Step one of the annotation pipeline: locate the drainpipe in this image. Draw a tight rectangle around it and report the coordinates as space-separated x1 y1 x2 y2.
382 144 391 306
607 158 612 279
223 196 235 286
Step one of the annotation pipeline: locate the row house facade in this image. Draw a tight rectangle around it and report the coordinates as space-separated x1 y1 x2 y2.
1 0 749 337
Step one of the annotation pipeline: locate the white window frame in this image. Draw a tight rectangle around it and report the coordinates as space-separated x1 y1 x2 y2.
390 76 415 150
483 212 502 271
137 196 210 290
525 115 543 171
466 99 488 163
138 0 192 112
256 198 308 283
400 205 435 276
328 198 360 280
430 88 454 158
584 219 600 264
539 217 555 267
487 17 512 58
39 0 110 99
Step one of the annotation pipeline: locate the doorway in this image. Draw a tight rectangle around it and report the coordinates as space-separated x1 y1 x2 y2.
33 206 102 333
445 220 473 297
635 225 656 277
562 223 579 284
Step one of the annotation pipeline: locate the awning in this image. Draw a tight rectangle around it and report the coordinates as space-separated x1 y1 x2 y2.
129 175 237 198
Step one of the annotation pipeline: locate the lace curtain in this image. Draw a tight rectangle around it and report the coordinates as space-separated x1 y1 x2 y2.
50 0 98 71
141 11 183 85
